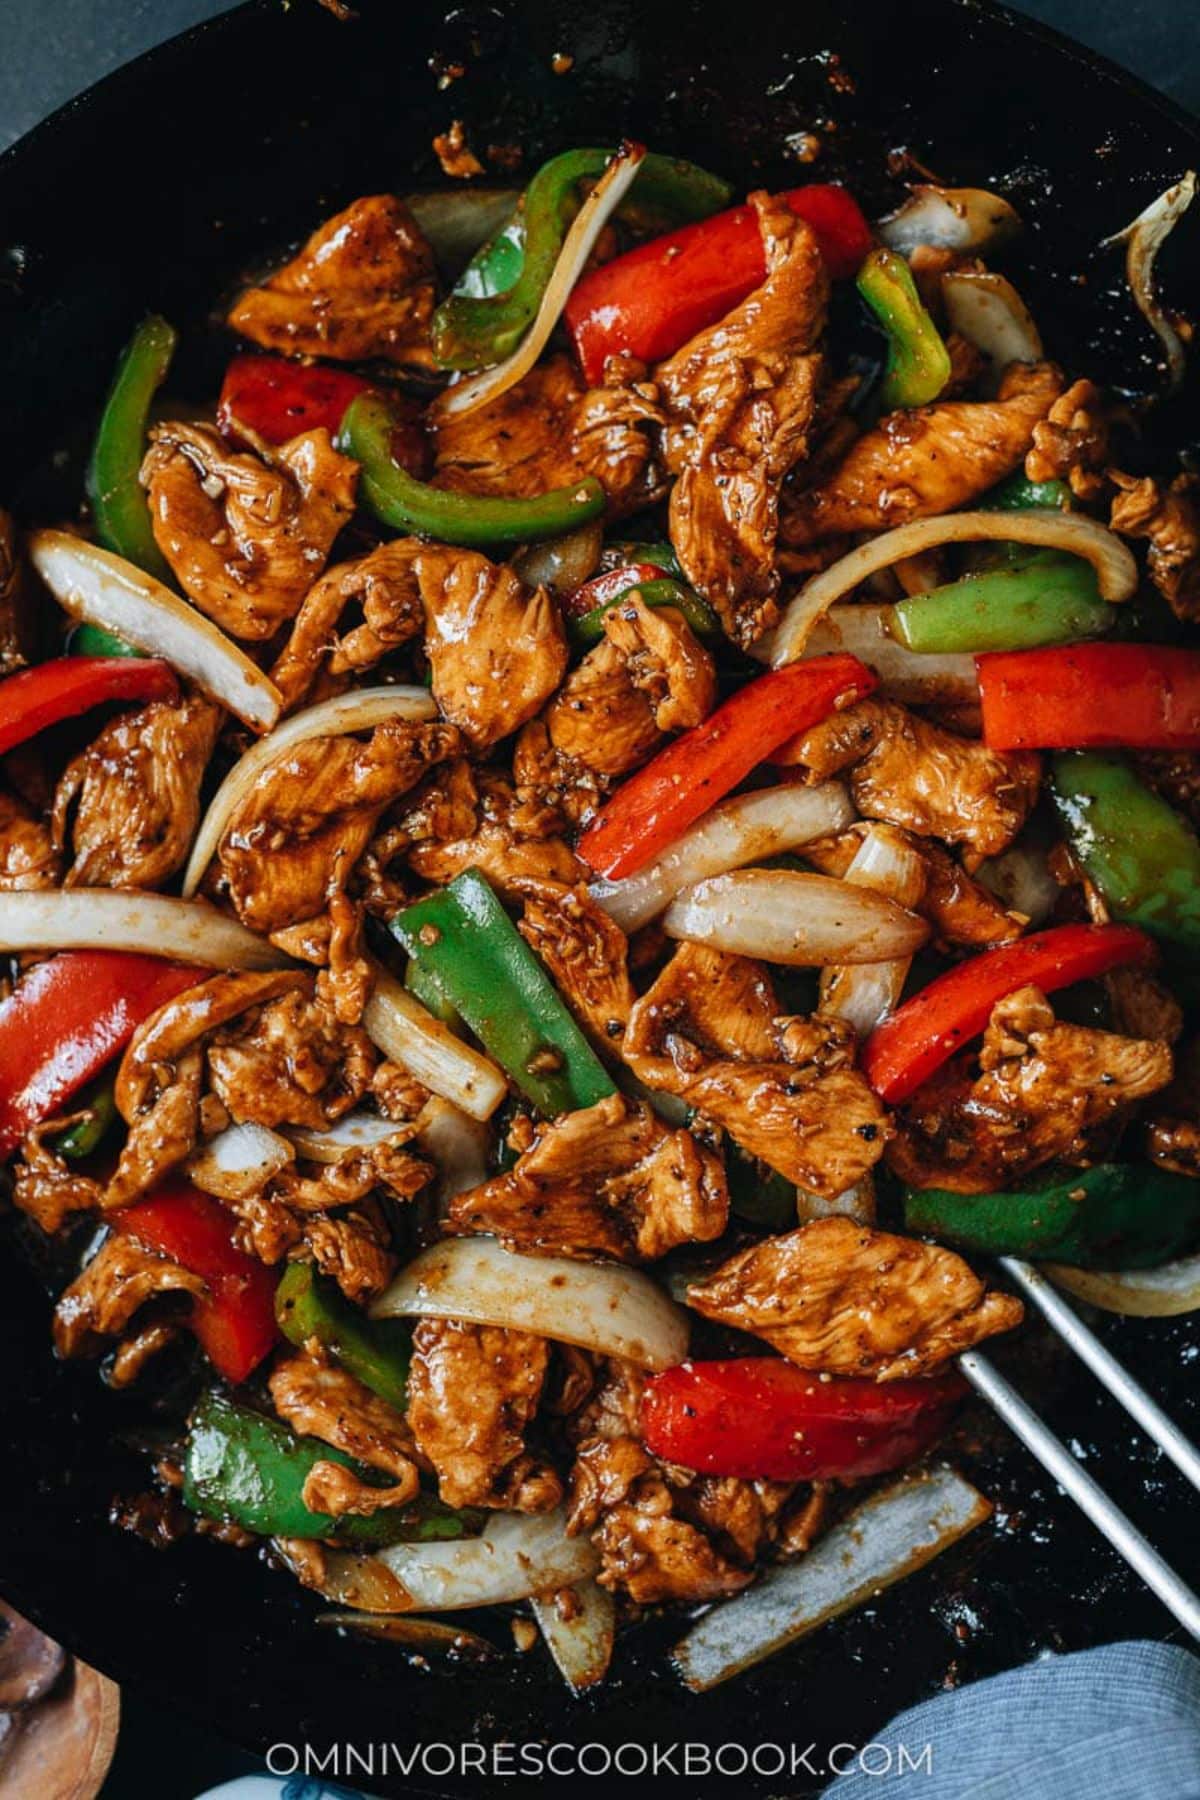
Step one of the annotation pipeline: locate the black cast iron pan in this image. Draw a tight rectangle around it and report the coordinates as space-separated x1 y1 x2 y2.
1 3 1199 1794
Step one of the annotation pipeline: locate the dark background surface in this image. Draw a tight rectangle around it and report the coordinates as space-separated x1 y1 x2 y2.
1 2 1197 1797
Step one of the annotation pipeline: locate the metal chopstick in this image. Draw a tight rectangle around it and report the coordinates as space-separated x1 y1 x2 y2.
1001 1256 1200 1496
958 1347 1200 1642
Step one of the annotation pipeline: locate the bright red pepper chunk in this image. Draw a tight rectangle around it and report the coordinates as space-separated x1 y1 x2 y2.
0 657 177 760
577 653 876 880
217 354 373 447
0 953 203 1158
118 1183 278 1384
977 643 1200 752
565 184 873 383
861 922 1158 1104
641 1358 966 1482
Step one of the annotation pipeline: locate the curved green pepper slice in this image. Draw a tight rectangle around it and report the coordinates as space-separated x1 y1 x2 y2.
891 552 1112 654
275 1263 412 1413
906 1162 1200 1269
857 247 951 409
86 314 177 585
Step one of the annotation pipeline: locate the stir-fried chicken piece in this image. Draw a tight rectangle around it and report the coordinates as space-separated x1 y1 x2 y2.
688 1216 1023 1380
270 540 427 712
781 361 1064 545
269 1350 422 1514
0 508 30 673
433 354 663 518
394 761 584 896
53 695 220 889
405 1319 562 1512
624 943 889 1198
888 985 1173 1192
451 1092 728 1262
207 982 377 1130
272 1141 432 1211
227 194 437 366
514 877 635 1047
12 1125 102 1233
1025 378 1109 501
803 823 1021 946
0 787 59 889
1135 751 1200 829
300 1209 396 1302
793 698 1040 857
1110 470 1200 623
1147 1117 1200 1179
215 718 459 933
657 193 829 647
53 1235 203 1361
141 423 357 640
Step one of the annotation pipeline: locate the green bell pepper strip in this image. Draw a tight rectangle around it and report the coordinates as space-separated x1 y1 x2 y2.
404 955 461 1028
68 623 144 659
51 1074 118 1159
856 247 952 409
183 1390 477 1545
86 315 177 586
890 552 1112 654
337 393 606 547
571 575 719 647
978 473 1073 512
906 1163 1200 1269
726 1145 796 1231
433 149 733 370
275 1264 412 1412
1050 752 1200 958
391 868 616 1117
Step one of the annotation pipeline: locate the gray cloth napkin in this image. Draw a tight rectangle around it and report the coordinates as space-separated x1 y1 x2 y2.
823 1639 1200 1799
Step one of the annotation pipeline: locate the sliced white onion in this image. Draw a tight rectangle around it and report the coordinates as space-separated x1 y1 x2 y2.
795 1177 876 1226
182 685 438 897
942 269 1043 368
531 1579 616 1692
432 144 646 418
673 1465 991 1691
590 782 855 933
27 531 282 733
317 1612 498 1658
1103 171 1197 392
771 511 1138 664
376 1508 600 1611
363 966 507 1122
976 839 1058 927
878 185 1021 255
0 890 288 970
371 1235 690 1369
788 604 978 706
512 520 603 598
186 1121 294 1199
663 869 929 967
1045 1252 1200 1317
415 1097 492 1204
819 825 926 1036
285 1112 412 1164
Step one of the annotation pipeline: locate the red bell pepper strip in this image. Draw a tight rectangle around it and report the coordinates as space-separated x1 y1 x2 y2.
561 563 666 622
217 354 373 448
117 1183 278 1384
641 1358 966 1482
565 185 873 382
0 656 177 760
0 953 203 1158
577 653 876 880
978 643 1200 752
862 922 1157 1104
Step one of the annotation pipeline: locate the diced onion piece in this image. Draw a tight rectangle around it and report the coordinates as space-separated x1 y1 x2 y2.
942 269 1043 368
663 869 929 967
771 512 1138 664
317 1612 498 1658
182 685 438 897
433 144 647 418
363 966 507 1122
976 839 1059 927
819 825 926 1035
788 604 978 706
1103 171 1197 392
27 531 282 733
0 891 287 970
285 1112 412 1164
1045 1252 1200 1317
673 1466 991 1691
405 188 521 281
531 1579 616 1692
795 1177 876 1226
415 1097 491 1204
376 1508 600 1611
513 521 604 598
590 782 855 933
186 1121 293 1199
878 185 1021 254
372 1235 690 1369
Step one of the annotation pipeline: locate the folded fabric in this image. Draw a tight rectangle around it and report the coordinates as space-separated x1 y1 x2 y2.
823 1639 1200 1799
